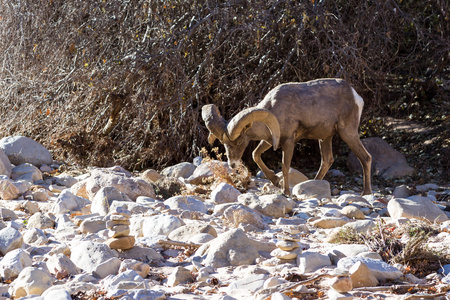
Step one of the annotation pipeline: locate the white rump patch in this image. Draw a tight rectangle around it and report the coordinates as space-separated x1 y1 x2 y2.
352 88 364 121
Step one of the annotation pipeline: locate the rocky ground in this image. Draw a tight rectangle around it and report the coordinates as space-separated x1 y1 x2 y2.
0 136 449 300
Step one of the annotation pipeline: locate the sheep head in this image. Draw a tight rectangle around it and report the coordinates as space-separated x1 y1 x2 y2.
202 104 280 168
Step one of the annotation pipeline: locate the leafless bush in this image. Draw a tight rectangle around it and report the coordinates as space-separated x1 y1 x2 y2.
0 0 448 170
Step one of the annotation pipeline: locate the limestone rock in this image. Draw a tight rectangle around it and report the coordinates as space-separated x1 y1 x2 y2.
292 180 331 200
0 227 23 255
91 186 129 216
46 253 80 276
223 204 266 230
349 261 379 288
311 217 349 229
329 276 353 293
0 148 12 177
142 214 185 237
297 251 332 273
70 241 118 273
335 194 371 207
276 167 308 188
92 257 121 279
210 182 241 204
161 162 196 179
0 178 20 200
52 190 91 214
387 196 448 223
341 206 365 219
347 137 414 179
167 266 194 286
23 228 49 245
11 267 52 298
0 136 53 167
141 169 163 183
0 249 32 281
164 195 207 214
238 193 294 218
105 236 135 250
11 163 43 183
343 220 376 233
27 212 54 229
80 217 106 234
73 168 155 201
337 257 402 281
119 259 150 279
197 228 270 268
168 224 217 243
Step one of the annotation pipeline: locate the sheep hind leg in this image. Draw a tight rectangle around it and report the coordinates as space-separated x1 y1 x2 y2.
252 140 279 186
314 136 334 180
281 138 295 196
339 131 372 195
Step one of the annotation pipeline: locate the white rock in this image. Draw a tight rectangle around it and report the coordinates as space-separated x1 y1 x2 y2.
161 162 196 178
11 163 43 183
42 289 72 300
348 261 379 288
335 194 370 207
0 178 20 200
102 269 144 290
142 214 185 237
0 148 12 177
197 228 272 268
72 169 155 201
210 182 241 204
387 196 448 223
54 174 79 188
270 248 301 260
189 233 215 244
141 169 163 183
10 267 52 298
119 259 150 279
70 241 118 273
23 228 49 245
297 251 331 273
167 266 194 286
186 160 231 185
238 193 294 218
0 249 32 281
226 273 268 293
46 253 80 276
164 195 207 214
223 204 266 229
27 212 54 229
0 226 23 255
270 292 292 300
292 180 331 200
343 220 376 233
91 186 129 216
0 136 53 167
311 217 349 229
52 190 91 214
337 257 402 281
92 257 121 279
340 206 365 219
168 224 217 243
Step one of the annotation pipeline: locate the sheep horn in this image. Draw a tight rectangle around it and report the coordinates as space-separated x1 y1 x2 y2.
202 104 228 143
227 107 280 150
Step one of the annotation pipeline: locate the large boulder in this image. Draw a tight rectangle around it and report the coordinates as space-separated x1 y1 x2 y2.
387 196 448 223
0 148 12 177
196 228 273 268
161 162 196 179
71 168 155 201
70 241 118 273
292 180 331 200
347 137 414 179
10 267 52 298
238 193 294 218
0 136 53 167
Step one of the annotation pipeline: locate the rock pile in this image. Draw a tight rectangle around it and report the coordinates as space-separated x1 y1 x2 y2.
104 207 135 250
0 135 448 300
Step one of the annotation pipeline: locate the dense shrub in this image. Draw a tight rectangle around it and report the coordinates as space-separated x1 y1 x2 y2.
0 0 448 172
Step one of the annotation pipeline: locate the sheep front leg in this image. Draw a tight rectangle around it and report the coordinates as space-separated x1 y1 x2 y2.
281 139 294 196
252 140 279 186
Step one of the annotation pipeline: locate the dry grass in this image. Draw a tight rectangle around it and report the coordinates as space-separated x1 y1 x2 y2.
330 221 450 276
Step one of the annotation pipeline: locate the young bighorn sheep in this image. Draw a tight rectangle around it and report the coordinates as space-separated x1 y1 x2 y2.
202 78 372 196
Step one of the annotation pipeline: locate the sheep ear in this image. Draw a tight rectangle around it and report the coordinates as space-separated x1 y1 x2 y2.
207 133 218 144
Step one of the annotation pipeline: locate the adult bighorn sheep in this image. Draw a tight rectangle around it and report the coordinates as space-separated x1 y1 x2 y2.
202 78 372 196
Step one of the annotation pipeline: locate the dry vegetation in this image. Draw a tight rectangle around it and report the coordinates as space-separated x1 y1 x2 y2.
0 0 448 177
